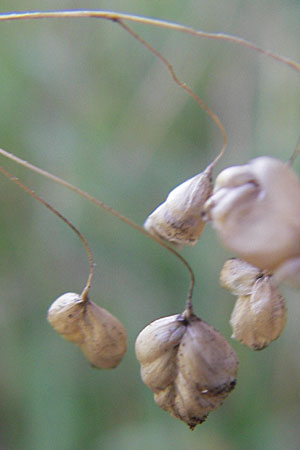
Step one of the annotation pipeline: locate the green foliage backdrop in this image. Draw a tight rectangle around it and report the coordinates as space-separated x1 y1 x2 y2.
0 1 300 449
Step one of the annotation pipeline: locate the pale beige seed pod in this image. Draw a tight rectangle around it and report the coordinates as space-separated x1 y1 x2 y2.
144 165 213 247
204 157 300 282
135 314 186 392
47 292 127 369
230 277 286 350
220 258 261 295
135 312 238 429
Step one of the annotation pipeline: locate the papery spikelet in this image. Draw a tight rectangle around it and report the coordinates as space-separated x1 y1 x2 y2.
230 277 286 350
220 258 261 295
135 314 186 391
144 165 213 247
47 292 127 368
47 292 85 343
135 311 238 429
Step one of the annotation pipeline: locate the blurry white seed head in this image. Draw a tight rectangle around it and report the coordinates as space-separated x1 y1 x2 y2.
204 157 300 273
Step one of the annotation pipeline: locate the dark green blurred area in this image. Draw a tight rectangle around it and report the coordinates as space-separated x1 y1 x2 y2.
0 1 300 449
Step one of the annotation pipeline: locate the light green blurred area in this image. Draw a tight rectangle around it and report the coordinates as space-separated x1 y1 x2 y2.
0 1 300 449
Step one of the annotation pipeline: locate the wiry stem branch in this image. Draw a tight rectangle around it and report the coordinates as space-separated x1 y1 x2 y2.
116 19 226 166
0 165 94 302
0 148 195 306
0 10 299 74
1 9 298 306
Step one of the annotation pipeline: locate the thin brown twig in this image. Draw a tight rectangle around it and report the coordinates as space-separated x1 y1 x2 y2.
1 9 299 304
0 165 94 302
0 10 299 74
116 19 226 167
1 9 299 165
0 148 195 305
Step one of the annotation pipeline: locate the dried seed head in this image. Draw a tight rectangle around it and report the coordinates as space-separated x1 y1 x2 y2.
135 314 186 395
219 259 286 349
47 292 127 368
47 292 85 343
220 258 261 295
230 277 286 350
144 165 213 247
135 311 238 429
204 157 300 274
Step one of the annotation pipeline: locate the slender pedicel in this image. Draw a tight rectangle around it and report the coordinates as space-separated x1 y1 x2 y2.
0 149 195 308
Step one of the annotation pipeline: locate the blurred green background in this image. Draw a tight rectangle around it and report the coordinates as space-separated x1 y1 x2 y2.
0 1 300 449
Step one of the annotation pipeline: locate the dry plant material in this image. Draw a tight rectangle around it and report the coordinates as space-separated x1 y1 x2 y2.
135 309 238 429
221 259 286 350
144 165 213 247
220 258 261 295
230 280 286 350
1 8 300 427
48 293 127 368
204 157 300 286
0 167 128 369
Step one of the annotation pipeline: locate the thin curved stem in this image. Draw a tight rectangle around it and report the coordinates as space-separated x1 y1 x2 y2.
287 135 300 166
117 19 226 166
1 9 298 306
0 10 299 75
0 165 94 303
1 9 299 166
0 148 195 306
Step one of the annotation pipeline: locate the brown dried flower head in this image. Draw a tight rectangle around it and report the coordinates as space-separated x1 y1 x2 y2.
47 292 127 368
135 310 238 429
144 165 213 247
204 157 300 286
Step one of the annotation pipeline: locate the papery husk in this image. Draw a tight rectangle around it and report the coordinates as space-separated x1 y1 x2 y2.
144 165 213 247
220 258 261 295
47 292 85 343
135 314 186 391
230 277 286 350
135 312 238 429
47 292 127 368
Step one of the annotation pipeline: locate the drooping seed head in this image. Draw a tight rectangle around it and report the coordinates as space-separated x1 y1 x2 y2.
135 311 238 429
47 292 127 369
144 165 213 247
230 276 286 350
